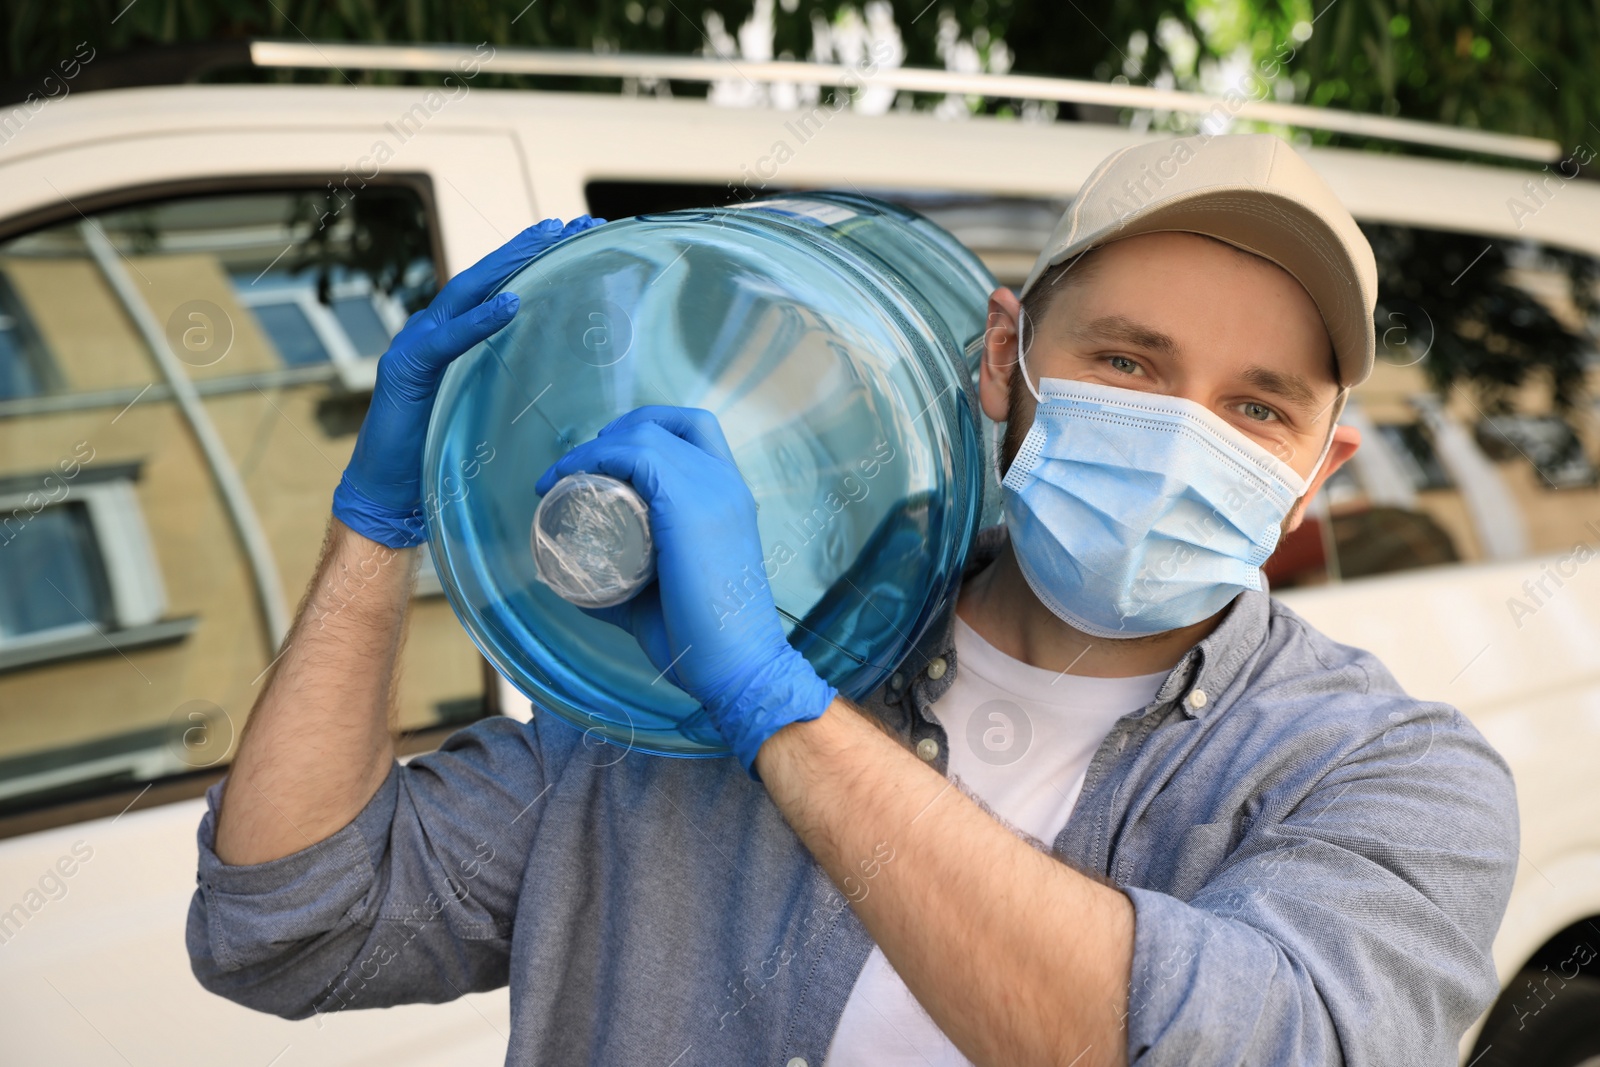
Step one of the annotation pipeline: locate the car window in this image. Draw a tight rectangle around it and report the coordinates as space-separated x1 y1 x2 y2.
1267 223 1600 588
0 182 491 825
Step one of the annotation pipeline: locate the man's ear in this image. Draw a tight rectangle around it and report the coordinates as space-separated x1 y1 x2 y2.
980 287 1022 423
1284 424 1361 531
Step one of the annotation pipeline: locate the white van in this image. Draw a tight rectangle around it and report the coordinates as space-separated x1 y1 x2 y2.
0 45 1595 1066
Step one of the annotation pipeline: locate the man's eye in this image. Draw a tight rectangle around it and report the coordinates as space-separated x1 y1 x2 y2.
1241 402 1278 422
1107 355 1142 375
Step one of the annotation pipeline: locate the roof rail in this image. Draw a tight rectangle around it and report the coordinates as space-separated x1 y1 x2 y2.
249 41 1562 164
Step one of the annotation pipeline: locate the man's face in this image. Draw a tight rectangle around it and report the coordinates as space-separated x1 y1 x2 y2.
979 231 1359 531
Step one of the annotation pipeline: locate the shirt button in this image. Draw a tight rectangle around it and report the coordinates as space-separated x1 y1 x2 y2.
916 737 940 761
1188 688 1208 709
926 657 948 680
889 672 904 690
787 1058 809 1067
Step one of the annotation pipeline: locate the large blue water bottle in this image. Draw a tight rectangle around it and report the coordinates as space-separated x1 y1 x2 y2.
424 192 998 757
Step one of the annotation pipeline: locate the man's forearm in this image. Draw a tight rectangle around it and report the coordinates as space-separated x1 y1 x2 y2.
757 699 1134 1067
214 518 416 866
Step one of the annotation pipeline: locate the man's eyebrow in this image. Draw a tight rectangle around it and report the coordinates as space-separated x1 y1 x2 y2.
1070 315 1181 359
1239 364 1322 415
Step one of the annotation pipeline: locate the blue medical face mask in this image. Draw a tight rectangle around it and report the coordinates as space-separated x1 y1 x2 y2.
1000 314 1335 638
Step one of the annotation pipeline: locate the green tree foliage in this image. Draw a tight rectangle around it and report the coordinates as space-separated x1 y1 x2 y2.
1293 0 1590 148
5 0 1590 145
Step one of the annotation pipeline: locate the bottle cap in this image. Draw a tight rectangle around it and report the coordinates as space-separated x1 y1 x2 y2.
531 473 655 609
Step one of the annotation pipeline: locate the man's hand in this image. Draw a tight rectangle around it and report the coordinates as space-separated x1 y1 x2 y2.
534 406 836 775
335 215 604 547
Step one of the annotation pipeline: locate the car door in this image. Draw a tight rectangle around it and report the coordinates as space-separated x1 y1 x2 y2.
0 90 535 1066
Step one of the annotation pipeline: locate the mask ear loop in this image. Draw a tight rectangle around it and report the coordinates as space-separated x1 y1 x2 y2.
991 415 1007 488
994 304 1041 488
1015 303 1044 404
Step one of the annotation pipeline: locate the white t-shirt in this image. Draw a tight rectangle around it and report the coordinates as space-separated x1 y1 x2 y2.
823 615 1167 1067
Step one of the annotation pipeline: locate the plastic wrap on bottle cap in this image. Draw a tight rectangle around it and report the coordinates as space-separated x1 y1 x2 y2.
531 473 655 609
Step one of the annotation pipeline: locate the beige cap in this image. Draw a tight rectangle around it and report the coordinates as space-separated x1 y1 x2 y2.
1020 133 1378 386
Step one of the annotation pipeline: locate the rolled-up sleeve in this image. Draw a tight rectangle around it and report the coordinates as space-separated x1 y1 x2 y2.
1122 703 1519 1066
187 716 553 1020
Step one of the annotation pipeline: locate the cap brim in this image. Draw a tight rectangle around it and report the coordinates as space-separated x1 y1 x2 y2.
1038 186 1374 386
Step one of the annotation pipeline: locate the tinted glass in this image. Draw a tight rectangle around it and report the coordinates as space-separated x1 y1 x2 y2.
0 503 109 639
0 183 488 821
332 294 395 359
248 301 330 366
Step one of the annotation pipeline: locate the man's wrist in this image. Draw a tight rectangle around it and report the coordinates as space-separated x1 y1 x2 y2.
331 473 427 548
713 647 837 779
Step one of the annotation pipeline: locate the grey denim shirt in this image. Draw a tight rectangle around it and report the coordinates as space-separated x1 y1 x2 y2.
188 526 1519 1066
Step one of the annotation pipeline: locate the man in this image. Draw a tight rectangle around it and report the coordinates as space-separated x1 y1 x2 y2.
188 135 1517 1066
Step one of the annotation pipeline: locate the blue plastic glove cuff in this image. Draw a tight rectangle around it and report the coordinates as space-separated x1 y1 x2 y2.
332 474 427 548
709 647 838 779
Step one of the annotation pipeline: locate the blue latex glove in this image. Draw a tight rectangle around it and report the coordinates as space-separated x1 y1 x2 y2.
334 216 605 547
534 406 838 777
